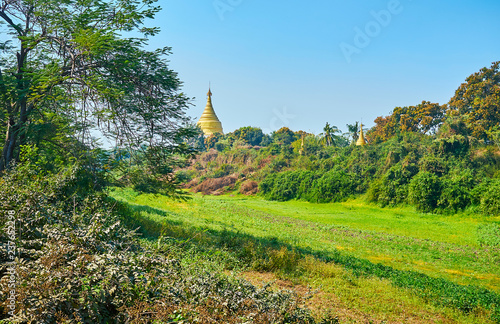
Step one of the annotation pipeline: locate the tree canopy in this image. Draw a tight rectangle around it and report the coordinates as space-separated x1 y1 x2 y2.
367 101 446 143
319 122 340 147
272 127 296 145
0 0 195 177
231 126 264 146
448 61 500 141
366 62 499 145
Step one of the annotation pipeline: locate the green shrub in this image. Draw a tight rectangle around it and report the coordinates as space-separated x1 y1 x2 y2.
269 156 288 172
375 162 417 207
262 171 312 201
297 171 320 200
214 141 227 152
260 169 356 203
265 143 281 155
479 179 500 215
175 169 196 183
433 135 470 157
408 171 441 212
437 168 475 213
308 170 355 203
366 178 383 203
419 155 448 176
212 163 234 178
259 173 277 195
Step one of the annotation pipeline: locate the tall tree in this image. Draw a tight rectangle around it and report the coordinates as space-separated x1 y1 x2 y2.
448 61 500 140
367 101 445 143
319 122 339 147
232 126 264 146
0 0 196 175
346 122 359 145
272 127 296 145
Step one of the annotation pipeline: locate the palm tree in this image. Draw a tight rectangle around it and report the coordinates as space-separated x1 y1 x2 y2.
346 122 359 145
320 122 340 146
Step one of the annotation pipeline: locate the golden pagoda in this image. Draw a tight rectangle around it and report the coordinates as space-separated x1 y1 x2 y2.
356 123 367 146
197 87 223 136
299 134 305 155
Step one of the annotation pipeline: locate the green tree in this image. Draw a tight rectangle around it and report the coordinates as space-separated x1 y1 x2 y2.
448 61 500 140
346 122 359 145
0 0 196 182
232 126 264 146
272 127 296 145
204 132 223 149
319 122 340 146
367 101 445 143
408 171 441 212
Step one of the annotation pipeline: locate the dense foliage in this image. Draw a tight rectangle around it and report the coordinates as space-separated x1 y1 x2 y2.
448 61 500 140
260 169 358 203
0 158 317 322
0 0 197 194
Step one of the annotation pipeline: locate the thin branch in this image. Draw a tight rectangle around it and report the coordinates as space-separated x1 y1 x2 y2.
0 9 23 36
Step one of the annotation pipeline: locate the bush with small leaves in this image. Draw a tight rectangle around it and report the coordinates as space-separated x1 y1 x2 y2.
408 171 442 212
479 179 500 216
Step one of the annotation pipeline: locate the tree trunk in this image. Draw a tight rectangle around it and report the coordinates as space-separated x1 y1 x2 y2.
15 101 30 162
0 119 18 171
0 44 28 172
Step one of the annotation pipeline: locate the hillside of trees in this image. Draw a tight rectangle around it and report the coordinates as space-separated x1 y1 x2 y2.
180 61 500 216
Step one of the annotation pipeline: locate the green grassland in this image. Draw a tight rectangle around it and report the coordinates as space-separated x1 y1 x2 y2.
110 187 500 323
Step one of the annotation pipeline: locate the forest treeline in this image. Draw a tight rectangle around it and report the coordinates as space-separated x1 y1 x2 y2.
181 62 500 215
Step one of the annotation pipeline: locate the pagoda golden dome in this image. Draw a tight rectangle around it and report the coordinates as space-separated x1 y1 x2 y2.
197 87 223 136
356 123 367 146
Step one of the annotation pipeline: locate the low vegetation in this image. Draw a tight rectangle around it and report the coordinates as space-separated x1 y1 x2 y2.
110 188 500 323
0 160 319 323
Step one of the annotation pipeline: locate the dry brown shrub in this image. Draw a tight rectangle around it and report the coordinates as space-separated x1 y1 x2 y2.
258 157 271 168
182 177 200 189
235 144 252 150
192 175 237 195
241 166 255 176
239 180 259 195
201 149 219 163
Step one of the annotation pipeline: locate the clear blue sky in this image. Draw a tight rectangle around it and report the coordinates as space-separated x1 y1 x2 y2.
146 0 500 135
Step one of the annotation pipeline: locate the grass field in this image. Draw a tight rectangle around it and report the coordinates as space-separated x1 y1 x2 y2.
110 187 500 323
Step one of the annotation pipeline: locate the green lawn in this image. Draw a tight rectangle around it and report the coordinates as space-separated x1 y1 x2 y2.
110 188 500 323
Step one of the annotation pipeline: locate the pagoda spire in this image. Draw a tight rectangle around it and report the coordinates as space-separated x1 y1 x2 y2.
197 85 223 136
356 122 367 146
